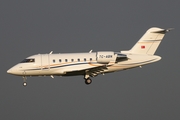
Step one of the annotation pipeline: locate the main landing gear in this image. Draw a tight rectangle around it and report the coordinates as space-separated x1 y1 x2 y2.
22 76 27 87
84 74 92 85
85 78 92 85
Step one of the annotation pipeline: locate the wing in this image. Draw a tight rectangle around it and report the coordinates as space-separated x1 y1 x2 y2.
62 63 109 77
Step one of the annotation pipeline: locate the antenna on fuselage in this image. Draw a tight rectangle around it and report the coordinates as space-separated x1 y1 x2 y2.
89 50 93 53
49 51 53 54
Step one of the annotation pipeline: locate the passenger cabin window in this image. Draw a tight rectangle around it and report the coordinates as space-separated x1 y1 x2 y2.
53 59 55 63
65 59 68 62
84 58 86 62
71 59 74 62
90 58 92 61
21 59 35 63
59 59 61 62
78 59 80 62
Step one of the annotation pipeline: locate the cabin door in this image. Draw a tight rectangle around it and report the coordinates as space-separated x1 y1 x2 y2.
41 54 50 70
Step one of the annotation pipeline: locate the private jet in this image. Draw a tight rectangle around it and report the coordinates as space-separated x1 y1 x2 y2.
7 27 172 86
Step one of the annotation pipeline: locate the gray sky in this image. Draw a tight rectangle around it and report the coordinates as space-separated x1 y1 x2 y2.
1 0 180 120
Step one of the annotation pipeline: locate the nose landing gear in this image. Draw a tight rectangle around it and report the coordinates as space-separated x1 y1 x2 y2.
23 82 27 87
22 76 27 87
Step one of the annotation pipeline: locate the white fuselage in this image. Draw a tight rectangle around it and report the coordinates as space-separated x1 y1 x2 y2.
6 27 171 86
7 52 161 77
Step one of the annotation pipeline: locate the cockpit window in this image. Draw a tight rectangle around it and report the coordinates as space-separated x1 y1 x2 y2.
21 59 35 63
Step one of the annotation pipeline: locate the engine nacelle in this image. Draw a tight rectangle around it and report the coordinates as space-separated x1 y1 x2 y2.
96 51 116 64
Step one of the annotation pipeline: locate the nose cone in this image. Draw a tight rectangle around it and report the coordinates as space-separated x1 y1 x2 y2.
7 66 20 75
7 64 23 75
7 68 13 74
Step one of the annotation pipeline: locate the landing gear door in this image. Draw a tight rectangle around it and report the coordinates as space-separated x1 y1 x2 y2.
41 54 50 70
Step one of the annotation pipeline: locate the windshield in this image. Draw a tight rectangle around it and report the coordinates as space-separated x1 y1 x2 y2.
21 58 35 63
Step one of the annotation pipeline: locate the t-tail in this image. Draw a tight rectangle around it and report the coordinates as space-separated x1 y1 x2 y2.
121 27 173 55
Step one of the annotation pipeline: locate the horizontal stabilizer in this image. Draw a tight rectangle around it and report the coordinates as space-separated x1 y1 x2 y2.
152 28 174 33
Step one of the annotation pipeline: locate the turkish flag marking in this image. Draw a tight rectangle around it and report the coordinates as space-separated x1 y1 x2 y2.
141 46 145 49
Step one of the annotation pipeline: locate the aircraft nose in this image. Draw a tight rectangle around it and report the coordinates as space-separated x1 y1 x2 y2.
7 68 13 74
7 67 17 75
7 65 23 75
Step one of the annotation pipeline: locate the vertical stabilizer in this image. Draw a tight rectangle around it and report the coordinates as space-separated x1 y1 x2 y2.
122 27 172 55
